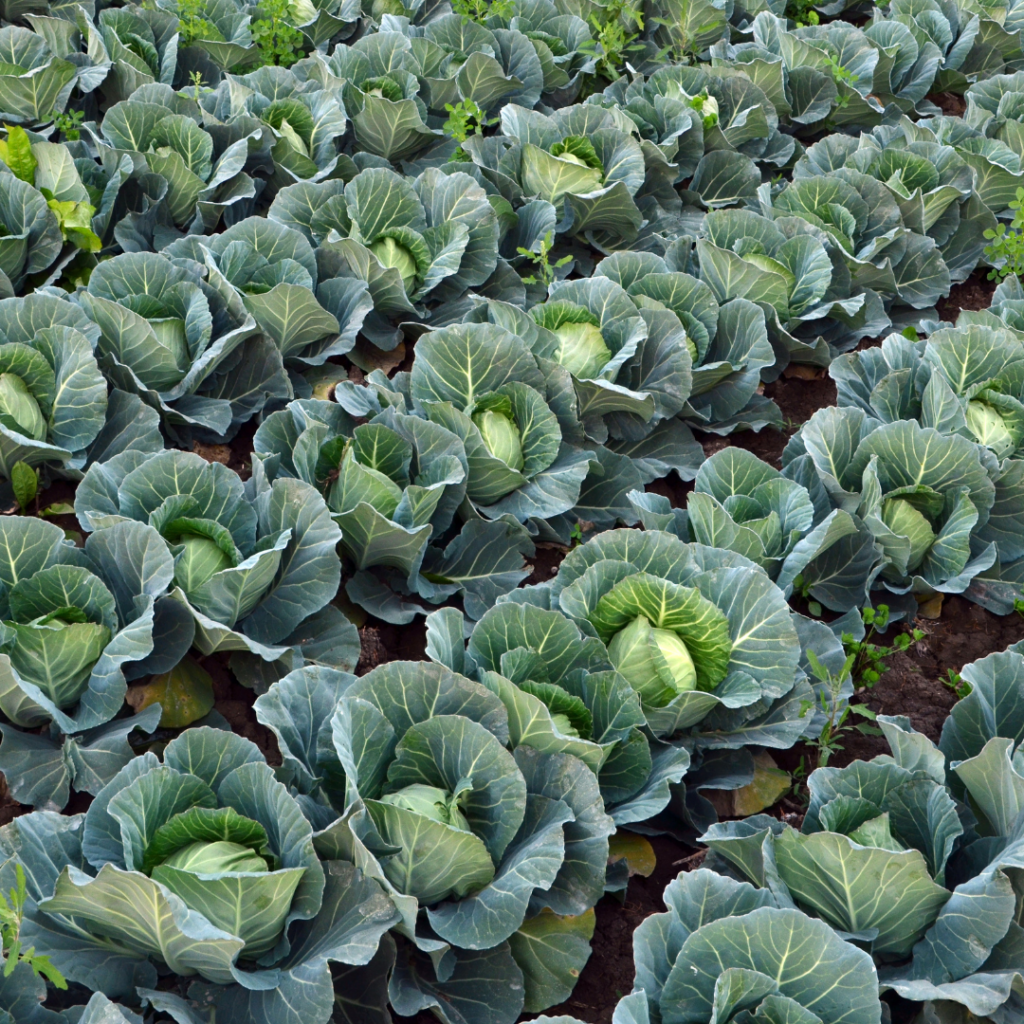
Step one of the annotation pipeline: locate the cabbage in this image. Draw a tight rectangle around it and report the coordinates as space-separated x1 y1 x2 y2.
379 783 473 832
553 322 612 379
473 408 525 471
966 399 1017 458
607 614 698 705
0 372 45 440
147 318 190 380
370 237 419 292
156 840 269 875
175 536 233 592
882 498 935 571
7 614 111 710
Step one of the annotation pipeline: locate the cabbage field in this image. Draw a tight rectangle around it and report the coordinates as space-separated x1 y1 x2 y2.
2 0 1024 1022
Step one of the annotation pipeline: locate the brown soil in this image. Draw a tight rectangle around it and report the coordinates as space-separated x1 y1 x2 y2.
927 92 967 117
936 270 996 323
776 595 1024 779
695 367 837 470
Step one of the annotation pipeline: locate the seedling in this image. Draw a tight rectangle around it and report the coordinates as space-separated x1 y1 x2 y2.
943 669 972 699
800 649 881 767
842 604 926 688
52 108 84 141
517 231 572 287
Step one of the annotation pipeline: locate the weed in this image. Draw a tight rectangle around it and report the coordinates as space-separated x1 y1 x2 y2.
800 649 881 767
943 669 972 700
785 0 819 26
443 99 496 152
177 0 224 46
251 0 304 68
0 865 66 987
984 187 1024 281
517 230 571 287
52 108 84 141
450 0 514 24
842 604 926 688
580 0 645 85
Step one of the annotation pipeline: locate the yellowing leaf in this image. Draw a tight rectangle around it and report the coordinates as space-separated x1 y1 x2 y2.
0 125 37 185
608 831 656 877
126 656 215 728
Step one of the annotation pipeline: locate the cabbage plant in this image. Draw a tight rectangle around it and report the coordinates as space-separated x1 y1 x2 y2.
461 101 646 245
703 643 1024 1024
76 250 291 442
269 166 499 346
696 205 895 363
301 658 617 1024
626 869 883 1024
403 13 546 116
520 264 694 445
307 32 440 161
587 249 786 438
196 64 347 191
96 4 177 105
784 407 1001 606
0 517 180 811
629 446 881 612
793 119 994 293
253 396 467 586
90 84 258 236
424 603 690 827
511 528 808 749
164 216 373 370
0 728 399 1024
73 448 356 688
406 321 596 526
827 322 1024 614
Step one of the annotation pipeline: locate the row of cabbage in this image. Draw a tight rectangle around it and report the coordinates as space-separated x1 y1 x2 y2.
4 620 1022 1024
0 510 857 1024
537 638 1024 1024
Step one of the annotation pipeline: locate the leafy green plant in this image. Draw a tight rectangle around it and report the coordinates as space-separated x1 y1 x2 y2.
450 0 514 24
801 649 880 767
580 0 644 84
0 865 65 987
517 230 571 287
984 187 1024 280
842 605 925 688
785 0 819 26
6 461 73 521
251 0 304 67
943 668 972 699
177 0 224 46
443 99 496 159
51 108 83 142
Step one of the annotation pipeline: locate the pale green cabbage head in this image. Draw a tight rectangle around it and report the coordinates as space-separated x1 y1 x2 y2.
882 497 935 571
473 408 525 471
553 322 612 379
370 237 418 292
607 614 698 705
176 536 233 592
0 372 46 441
380 783 473 832
967 399 1017 458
